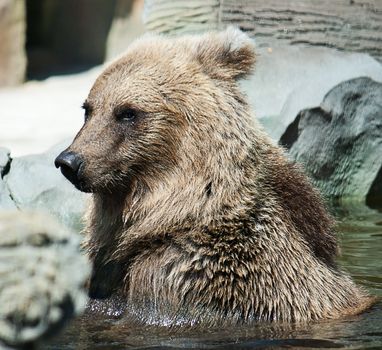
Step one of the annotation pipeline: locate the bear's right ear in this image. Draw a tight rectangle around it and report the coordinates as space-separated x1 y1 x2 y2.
190 27 256 80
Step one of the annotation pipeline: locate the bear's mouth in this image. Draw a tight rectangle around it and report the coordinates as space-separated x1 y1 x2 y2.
70 170 92 193
73 179 93 193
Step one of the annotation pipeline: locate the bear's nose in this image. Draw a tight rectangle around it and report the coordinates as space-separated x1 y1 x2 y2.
54 151 84 186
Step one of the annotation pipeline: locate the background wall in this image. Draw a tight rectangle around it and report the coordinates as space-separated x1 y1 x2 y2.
0 0 145 85
1 0 381 86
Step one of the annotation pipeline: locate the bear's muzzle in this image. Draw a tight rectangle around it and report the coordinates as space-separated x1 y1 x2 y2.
55 151 89 192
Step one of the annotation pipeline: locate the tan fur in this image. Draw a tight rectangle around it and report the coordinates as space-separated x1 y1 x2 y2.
62 27 374 326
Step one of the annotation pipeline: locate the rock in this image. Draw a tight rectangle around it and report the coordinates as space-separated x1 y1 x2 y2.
0 211 89 348
280 77 382 206
3 141 89 232
240 45 382 141
0 148 16 210
0 147 11 177
0 0 26 86
0 181 16 211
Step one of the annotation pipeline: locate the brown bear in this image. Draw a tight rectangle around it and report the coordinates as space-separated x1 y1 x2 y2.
55 27 375 326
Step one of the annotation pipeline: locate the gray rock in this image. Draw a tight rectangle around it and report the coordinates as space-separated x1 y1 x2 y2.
0 0 26 86
3 141 89 232
240 45 382 141
0 147 11 176
280 77 382 206
0 148 16 210
0 211 90 348
0 181 15 211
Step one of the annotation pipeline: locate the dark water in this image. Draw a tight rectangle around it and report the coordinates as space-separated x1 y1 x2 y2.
44 205 382 350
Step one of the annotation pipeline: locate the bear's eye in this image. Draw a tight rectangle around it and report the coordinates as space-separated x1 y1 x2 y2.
115 107 138 122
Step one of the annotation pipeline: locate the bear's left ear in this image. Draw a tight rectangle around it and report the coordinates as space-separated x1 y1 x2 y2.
191 26 256 80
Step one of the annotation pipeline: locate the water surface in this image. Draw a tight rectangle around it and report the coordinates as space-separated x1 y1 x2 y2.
44 205 382 350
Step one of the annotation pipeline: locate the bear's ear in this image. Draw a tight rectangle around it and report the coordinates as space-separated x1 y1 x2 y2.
191 26 256 80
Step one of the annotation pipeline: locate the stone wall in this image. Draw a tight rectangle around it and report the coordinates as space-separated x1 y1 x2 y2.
144 0 382 63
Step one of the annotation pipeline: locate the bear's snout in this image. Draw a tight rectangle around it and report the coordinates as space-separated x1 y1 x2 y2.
55 151 87 191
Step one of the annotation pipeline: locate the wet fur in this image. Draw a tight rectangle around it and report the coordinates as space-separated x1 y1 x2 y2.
64 28 374 325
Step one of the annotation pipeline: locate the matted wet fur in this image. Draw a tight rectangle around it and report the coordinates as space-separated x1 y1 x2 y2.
58 27 374 326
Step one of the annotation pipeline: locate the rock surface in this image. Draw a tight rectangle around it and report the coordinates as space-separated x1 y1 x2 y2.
2 141 89 232
241 45 382 141
0 0 26 86
0 180 16 211
144 0 382 64
0 211 89 348
0 148 16 210
280 77 382 206
0 147 11 175
224 0 382 64
144 0 220 35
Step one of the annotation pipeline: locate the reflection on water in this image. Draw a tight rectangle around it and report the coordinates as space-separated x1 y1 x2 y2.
44 205 382 350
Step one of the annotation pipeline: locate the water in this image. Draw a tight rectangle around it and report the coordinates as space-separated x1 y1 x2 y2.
44 205 382 350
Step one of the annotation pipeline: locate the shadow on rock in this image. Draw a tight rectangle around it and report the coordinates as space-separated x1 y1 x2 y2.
280 77 382 208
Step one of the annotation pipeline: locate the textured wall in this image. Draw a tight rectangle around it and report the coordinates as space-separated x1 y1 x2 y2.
144 0 382 63
144 0 221 34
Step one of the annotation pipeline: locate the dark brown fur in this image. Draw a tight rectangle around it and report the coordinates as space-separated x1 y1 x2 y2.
59 27 374 326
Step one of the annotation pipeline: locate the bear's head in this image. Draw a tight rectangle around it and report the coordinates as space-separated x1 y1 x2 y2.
55 27 256 196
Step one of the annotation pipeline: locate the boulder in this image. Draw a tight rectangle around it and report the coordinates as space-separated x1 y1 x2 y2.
240 45 382 141
0 211 89 348
3 141 88 232
0 0 26 86
280 77 382 206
